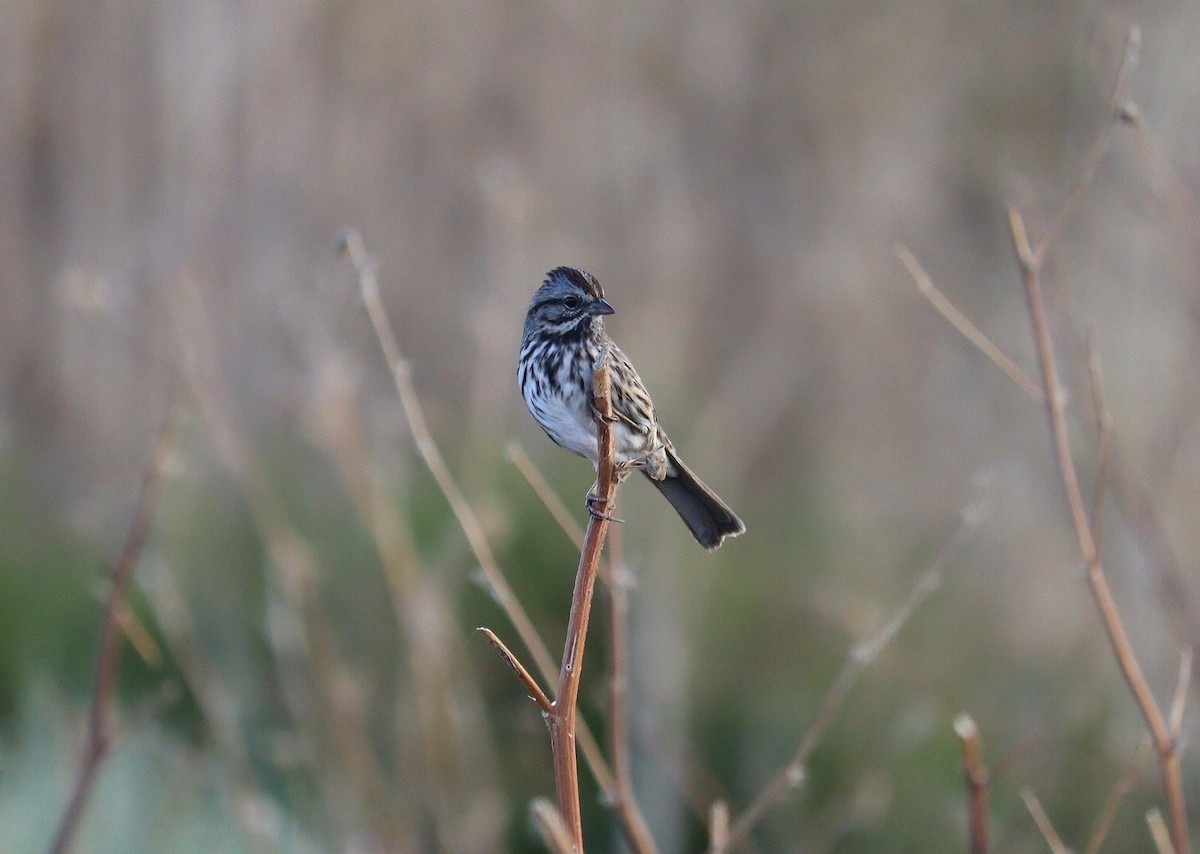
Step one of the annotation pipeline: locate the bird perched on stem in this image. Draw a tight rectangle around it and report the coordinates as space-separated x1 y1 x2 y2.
519 266 745 549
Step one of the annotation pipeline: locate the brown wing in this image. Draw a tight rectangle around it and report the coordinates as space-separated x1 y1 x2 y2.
605 344 658 439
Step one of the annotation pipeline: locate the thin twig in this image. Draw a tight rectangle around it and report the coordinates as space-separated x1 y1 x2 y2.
478 627 554 715
1107 438 1200 703
49 416 176 854
177 275 403 847
1149 809 1178 854
714 503 983 852
508 442 586 548
1170 648 1193 738
1010 205 1190 854
1085 324 1114 541
1032 25 1140 267
1085 742 1152 854
312 355 500 850
338 230 617 796
1083 640 1189 854
532 798 576 854
903 238 1200 704
955 714 990 854
111 603 163 668
896 243 1044 403
546 348 619 849
1021 787 1068 854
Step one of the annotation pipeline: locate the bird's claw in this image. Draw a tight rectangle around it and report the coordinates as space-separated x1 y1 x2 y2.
585 491 623 523
623 447 667 480
590 403 618 425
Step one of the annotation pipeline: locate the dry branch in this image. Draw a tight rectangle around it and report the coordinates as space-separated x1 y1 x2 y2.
904 27 1190 852
905 238 1200 714
896 243 1043 403
508 441 586 548
713 503 982 852
1010 204 1190 854
1021 788 1068 854
1084 324 1114 539
1086 744 1151 854
955 714 990 854
545 348 619 849
509 442 658 852
49 417 176 854
478 627 553 715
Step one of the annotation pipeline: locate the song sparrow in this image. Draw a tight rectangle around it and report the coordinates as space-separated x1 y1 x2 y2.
519 266 745 549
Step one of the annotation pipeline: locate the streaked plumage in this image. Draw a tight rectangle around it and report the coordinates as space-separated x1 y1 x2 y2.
519 266 745 550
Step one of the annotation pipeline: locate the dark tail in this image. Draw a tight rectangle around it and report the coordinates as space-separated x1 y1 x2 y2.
645 448 745 550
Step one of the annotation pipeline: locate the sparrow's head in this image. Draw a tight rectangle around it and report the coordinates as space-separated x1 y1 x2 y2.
523 266 615 339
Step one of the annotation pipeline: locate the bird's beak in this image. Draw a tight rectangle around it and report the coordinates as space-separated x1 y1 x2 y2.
589 297 615 316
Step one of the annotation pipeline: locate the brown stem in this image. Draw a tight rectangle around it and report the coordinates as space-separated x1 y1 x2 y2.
49 417 176 854
1010 205 1190 854
954 715 990 854
901 242 1200 728
546 348 619 850
478 627 553 715
896 243 1044 403
508 440 657 851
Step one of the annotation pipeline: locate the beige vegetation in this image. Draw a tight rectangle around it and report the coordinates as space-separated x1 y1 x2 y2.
3 2 1200 852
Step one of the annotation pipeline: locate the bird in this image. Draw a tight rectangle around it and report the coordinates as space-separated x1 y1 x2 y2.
518 266 745 549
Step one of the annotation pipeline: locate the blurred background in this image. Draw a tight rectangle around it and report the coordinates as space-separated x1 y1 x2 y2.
3 1 1200 851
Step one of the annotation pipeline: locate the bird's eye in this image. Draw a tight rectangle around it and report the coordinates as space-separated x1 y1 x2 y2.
563 296 581 310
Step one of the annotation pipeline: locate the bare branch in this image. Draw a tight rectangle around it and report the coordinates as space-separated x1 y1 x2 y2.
49 416 176 854
1085 742 1151 854
508 442 657 850
896 243 1043 403
478 627 554 715
545 347 620 849
1021 787 1068 854
1085 324 1114 540
955 715 990 854
1032 25 1140 265
508 441 586 548
715 503 982 852
1010 204 1190 854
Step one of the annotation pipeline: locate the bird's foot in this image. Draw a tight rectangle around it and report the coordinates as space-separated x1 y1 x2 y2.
585 490 623 523
590 401 619 425
625 447 667 480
